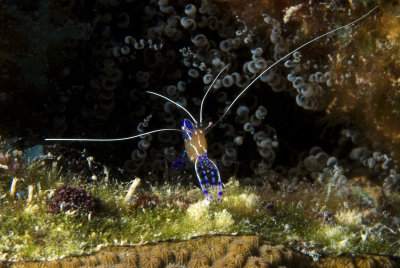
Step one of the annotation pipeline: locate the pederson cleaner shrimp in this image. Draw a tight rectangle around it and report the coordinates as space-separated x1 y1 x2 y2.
45 6 378 202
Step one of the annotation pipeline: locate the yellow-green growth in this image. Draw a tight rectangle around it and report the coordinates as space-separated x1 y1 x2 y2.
1 162 400 263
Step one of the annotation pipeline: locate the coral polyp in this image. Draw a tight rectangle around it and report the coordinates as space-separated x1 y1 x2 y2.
259 245 285 266
174 247 190 265
227 240 254 256
139 253 163 268
223 252 247 267
187 252 210 268
7 236 399 267
244 257 270 268
202 243 225 262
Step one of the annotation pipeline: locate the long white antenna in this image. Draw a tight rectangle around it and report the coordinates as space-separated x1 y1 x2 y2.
45 128 181 142
146 91 198 124
212 6 379 128
199 64 230 124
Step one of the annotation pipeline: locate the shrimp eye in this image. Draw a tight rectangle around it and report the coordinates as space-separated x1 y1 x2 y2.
181 118 195 140
182 118 194 131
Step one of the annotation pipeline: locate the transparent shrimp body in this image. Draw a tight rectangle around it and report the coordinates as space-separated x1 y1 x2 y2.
181 119 223 201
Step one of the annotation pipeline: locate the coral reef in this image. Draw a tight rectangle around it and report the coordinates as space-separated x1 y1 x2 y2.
1 0 400 266
0 0 398 200
5 236 399 267
1 159 400 263
0 0 387 182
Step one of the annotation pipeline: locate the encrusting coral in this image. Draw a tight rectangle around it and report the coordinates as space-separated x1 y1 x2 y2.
6 236 398 268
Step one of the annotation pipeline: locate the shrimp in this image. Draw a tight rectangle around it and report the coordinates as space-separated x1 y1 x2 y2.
45 6 378 201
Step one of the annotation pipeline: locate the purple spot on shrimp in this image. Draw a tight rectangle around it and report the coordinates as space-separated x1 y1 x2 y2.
172 158 189 169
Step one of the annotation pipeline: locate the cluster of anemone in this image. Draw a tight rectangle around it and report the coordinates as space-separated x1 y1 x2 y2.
2 0 400 195
284 52 333 111
104 0 293 178
350 145 400 192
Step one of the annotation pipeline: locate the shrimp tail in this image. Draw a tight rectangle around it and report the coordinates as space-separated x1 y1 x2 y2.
194 153 223 202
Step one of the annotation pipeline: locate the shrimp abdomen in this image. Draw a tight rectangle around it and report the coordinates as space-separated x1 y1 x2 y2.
195 154 223 201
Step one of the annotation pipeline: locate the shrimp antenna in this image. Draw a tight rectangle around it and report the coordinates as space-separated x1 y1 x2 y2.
211 6 379 129
146 91 198 124
44 128 181 142
199 64 230 124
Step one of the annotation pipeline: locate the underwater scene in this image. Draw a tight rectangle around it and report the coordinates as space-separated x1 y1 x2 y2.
1 0 400 267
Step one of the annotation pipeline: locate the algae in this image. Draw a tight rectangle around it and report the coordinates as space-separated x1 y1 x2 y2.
1 157 399 264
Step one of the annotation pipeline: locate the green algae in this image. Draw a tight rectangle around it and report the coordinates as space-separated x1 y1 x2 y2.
1 161 400 263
